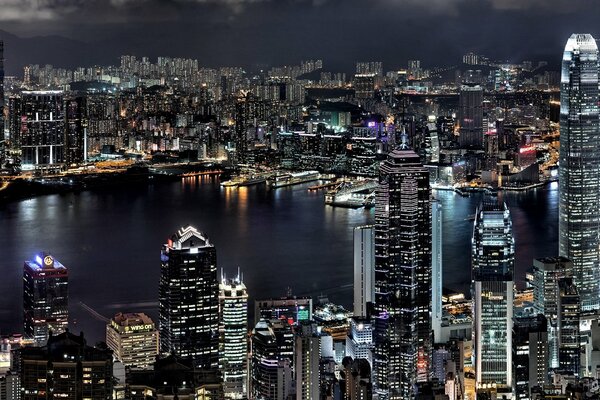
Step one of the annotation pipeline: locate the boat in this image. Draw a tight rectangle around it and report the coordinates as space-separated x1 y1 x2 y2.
269 171 320 188
237 175 267 187
220 177 243 187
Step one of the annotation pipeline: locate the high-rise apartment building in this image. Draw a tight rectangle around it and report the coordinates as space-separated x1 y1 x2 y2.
294 322 323 400
458 85 484 149
219 275 248 399
356 62 383 76
105 312 158 370
373 148 432 399
159 226 219 370
472 202 514 389
65 96 87 165
559 33 600 312
353 226 374 318
23 253 68 346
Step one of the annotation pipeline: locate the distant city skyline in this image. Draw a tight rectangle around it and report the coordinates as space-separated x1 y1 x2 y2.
1 1 599 74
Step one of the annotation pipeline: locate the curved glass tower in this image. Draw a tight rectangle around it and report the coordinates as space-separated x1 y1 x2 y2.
559 33 600 312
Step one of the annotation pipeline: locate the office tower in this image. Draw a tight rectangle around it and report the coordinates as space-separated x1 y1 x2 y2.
65 96 86 165
353 226 375 318
513 315 549 400
105 312 159 370
532 257 573 369
431 199 443 343
254 296 312 326
425 117 440 163
18 331 113 400
295 321 332 400
16 91 66 170
250 319 294 400
458 85 483 149
340 357 373 400
373 148 432 399
159 226 219 369
558 277 580 376
559 33 600 312
219 274 248 399
23 253 68 346
346 318 374 367
472 202 514 389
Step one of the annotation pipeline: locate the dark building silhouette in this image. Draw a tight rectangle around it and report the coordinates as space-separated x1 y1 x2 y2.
17 330 113 400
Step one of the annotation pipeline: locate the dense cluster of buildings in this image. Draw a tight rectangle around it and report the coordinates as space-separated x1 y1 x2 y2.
2 32 600 400
0 37 560 189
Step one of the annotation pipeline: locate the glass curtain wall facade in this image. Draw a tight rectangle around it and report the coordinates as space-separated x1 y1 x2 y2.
472 202 514 389
559 33 600 312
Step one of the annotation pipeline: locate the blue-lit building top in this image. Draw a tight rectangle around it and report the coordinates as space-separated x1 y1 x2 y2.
23 253 69 346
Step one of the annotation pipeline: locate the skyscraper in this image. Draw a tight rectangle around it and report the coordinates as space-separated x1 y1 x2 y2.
250 319 294 400
431 199 443 344
159 226 219 369
219 274 248 399
353 225 375 318
16 91 66 170
512 315 549 400
65 96 87 165
105 312 159 370
558 277 580 376
559 33 600 312
458 85 483 149
23 253 68 346
472 202 514 389
532 257 573 369
373 148 431 399
294 322 323 400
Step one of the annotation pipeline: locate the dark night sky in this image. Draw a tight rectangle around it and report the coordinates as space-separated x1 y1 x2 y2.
1 0 600 74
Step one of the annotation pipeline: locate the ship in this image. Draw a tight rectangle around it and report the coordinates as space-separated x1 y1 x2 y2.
220 177 244 187
237 175 267 187
324 179 378 208
269 171 320 188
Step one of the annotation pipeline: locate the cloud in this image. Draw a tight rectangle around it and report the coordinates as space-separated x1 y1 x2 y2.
0 0 85 21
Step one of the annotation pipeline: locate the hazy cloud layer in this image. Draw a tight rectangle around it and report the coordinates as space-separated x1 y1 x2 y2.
0 0 599 73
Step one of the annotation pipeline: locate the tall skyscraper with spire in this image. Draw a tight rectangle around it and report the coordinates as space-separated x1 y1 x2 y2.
559 33 600 312
159 226 219 370
472 202 514 390
373 148 432 399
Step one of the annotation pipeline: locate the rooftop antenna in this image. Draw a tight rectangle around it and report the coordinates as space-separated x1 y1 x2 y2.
399 126 409 150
